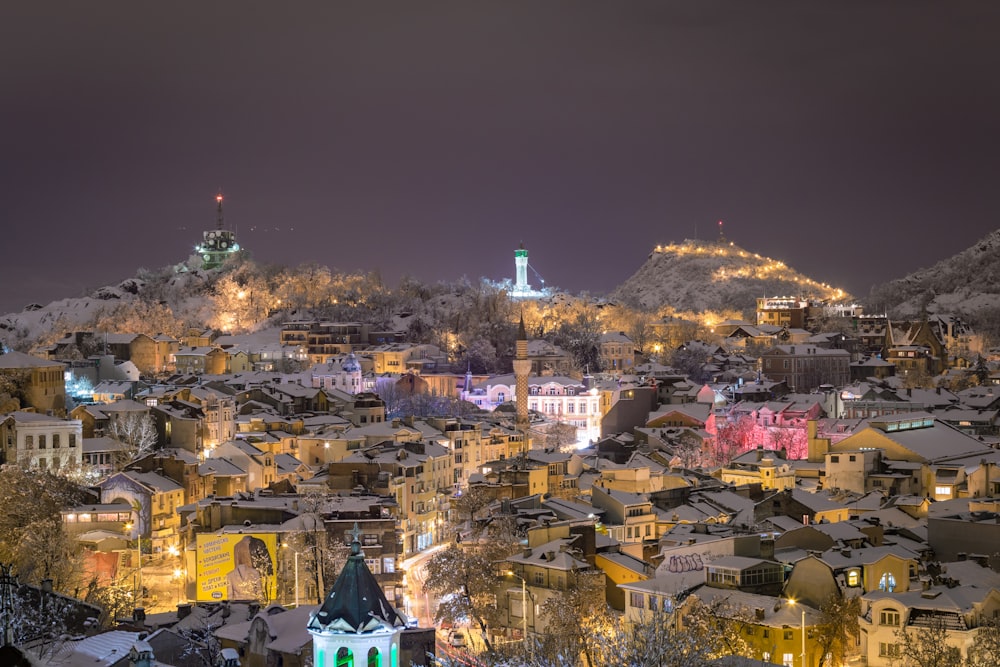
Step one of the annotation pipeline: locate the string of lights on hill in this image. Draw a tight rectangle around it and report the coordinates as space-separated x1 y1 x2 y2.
650 240 848 302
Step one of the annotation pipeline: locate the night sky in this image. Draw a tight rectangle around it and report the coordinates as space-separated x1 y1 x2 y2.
3 2 999 316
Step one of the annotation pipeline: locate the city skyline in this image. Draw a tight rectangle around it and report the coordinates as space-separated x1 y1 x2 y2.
3 2 999 316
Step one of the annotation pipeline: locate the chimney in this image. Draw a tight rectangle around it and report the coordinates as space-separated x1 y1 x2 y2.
132 607 146 624
41 578 53 592
128 641 155 667
755 607 765 621
176 602 192 620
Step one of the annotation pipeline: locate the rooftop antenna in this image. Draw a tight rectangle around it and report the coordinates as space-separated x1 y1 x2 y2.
216 192 225 231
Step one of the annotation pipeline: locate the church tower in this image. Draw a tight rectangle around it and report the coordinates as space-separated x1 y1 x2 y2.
308 524 410 666
513 313 531 450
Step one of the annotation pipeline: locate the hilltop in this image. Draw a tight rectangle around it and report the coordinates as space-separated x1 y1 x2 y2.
610 240 849 314
869 228 1000 319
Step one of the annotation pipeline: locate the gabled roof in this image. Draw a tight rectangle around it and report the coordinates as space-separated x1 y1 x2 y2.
0 350 63 369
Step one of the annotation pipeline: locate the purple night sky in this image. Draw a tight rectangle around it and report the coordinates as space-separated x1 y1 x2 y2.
2 2 999 315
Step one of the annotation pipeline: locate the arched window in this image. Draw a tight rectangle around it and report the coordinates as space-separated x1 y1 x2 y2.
368 647 381 667
879 572 896 592
336 647 354 667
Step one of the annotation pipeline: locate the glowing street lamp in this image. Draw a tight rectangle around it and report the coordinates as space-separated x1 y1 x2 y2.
173 568 185 604
124 521 142 607
789 599 807 667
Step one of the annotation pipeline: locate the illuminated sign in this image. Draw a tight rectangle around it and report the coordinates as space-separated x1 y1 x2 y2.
195 533 278 602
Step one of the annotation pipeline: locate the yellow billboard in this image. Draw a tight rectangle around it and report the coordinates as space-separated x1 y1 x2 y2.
196 533 278 602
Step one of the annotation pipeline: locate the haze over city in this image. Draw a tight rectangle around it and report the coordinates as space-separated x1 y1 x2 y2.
3 2 999 315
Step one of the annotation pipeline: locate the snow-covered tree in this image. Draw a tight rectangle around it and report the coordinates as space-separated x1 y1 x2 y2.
892 613 964 667
0 466 90 592
107 412 158 471
424 516 522 654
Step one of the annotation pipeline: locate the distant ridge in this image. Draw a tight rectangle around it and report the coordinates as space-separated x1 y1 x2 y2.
870 228 1000 318
610 239 849 314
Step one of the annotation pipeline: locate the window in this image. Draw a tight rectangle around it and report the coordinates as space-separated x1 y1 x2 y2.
782 653 794 667
69 433 76 447
784 630 794 640
39 435 46 449
879 609 900 626
630 592 644 609
879 573 896 592
847 569 860 587
762 629 770 639
830 455 839 463
849 455 856 462
25 435 33 449
53 434 60 448
935 485 952 496
879 642 900 657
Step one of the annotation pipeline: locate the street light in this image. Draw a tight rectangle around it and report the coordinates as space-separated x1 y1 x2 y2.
506 570 532 662
173 568 184 604
125 522 142 607
283 543 319 607
789 599 806 667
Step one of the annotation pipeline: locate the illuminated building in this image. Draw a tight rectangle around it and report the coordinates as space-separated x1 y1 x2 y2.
509 242 547 299
193 194 241 270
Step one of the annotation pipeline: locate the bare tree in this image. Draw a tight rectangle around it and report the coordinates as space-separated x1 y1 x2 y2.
108 412 158 470
538 570 612 667
892 614 964 667
968 619 1000 667
815 594 861 667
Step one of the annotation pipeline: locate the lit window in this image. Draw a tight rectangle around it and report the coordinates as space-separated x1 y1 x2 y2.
879 573 896 592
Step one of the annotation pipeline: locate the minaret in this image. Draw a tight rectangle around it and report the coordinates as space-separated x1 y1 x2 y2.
514 242 529 292
513 313 531 451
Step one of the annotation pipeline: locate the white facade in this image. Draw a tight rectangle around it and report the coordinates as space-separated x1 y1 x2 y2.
1 411 83 471
464 374 602 443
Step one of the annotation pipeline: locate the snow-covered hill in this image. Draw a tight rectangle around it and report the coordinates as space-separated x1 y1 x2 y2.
870 228 1000 318
0 268 217 352
610 240 849 314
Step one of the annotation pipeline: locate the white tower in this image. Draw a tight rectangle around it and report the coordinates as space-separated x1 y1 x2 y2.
514 242 529 292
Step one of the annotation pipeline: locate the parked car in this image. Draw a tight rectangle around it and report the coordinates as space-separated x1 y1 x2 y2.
447 630 467 648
